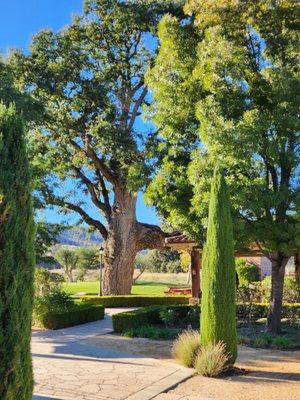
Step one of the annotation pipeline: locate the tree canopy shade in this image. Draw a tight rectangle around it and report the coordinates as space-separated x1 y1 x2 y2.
0 105 35 400
146 0 299 333
10 0 184 294
200 166 237 365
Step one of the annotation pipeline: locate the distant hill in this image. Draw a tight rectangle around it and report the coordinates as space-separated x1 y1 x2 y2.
57 227 103 247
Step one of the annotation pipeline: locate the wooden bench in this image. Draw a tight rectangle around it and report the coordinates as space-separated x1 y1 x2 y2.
164 287 192 296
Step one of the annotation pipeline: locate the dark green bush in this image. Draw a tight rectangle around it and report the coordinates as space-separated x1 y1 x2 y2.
236 259 260 286
35 304 105 330
35 268 65 296
112 305 193 333
79 295 189 308
236 303 300 321
124 325 180 340
34 290 75 319
113 303 300 333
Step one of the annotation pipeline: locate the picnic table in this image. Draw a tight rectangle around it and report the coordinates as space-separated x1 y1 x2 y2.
164 287 192 296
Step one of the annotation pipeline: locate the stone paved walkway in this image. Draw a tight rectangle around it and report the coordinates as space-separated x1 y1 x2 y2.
33 309 193 400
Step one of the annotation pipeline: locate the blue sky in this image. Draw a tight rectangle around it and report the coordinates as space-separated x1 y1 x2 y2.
0 0 160 226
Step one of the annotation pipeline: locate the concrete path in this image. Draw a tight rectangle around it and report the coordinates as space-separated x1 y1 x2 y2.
33 309 193 400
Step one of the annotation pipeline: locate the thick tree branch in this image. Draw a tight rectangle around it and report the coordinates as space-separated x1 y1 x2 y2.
64 201 108 239
128 85 148 131
73 166 111 217
69 138 119 186
44 188 108 239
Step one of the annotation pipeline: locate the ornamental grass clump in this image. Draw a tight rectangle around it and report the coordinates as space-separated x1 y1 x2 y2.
172 330 200 367
194 342 229 377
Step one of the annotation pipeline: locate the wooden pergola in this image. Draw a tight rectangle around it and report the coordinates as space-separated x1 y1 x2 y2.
165 234 300 300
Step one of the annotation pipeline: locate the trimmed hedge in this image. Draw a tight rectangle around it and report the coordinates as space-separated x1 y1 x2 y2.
113 305 191 333
36 304 105 330
78 295 189 308
112 303 300 333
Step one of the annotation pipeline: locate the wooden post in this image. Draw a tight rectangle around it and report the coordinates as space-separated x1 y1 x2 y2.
191 248 201 299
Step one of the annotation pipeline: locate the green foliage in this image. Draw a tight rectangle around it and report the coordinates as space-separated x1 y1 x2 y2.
74 246 99 281
194 342 229 377
0 104 35 399
146 0 300 332
112 305 193 333
0 58 41 122
271 336 291 349
34 290 75 317
112 306 163 333
262 276 300 304
237 276 299 304
236 259 260 286
172 330 200 367
147 0 300 255
35 268 65 296
238 320 299 349
35 221 65 264
34 304 104 330
135 249 184 273
81 295 189 308
200 166 237 365
55 247 80 282
9 1 183 240
159 308 178 327
236 303 300 322
124 325 179 340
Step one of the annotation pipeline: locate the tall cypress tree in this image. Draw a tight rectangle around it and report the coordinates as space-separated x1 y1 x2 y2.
0 104 35 399
200 166 237 365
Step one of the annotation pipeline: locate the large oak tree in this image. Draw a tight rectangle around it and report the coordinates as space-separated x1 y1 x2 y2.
146 0 299 333
11 0 183 294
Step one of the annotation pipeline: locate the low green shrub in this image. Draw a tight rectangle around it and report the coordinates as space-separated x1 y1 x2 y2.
253 334 273 347
79 295 189 308
272 336 291 349
172 330 200 367
159 308 176 327
112 305 192 333
236 303 300 321
34 290 75 318
34 304 105 329
124 325 180 340
112 303 300 334
195 342 229 376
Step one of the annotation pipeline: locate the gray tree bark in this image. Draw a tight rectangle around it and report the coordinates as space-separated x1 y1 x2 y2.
102 189 167 295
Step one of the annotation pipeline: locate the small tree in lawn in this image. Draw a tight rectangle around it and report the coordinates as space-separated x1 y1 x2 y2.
55 248 79 282
0 104 35 399
200 166 237 365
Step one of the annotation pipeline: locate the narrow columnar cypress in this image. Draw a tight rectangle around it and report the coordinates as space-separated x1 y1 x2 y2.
200 165 237 365
0 104 35 399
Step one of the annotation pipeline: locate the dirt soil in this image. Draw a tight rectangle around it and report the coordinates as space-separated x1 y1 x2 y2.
87 334 300 400
156 346 300 400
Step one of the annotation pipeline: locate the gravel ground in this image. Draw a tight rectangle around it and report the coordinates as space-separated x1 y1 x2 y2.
85 334 300 400
154 346 300 400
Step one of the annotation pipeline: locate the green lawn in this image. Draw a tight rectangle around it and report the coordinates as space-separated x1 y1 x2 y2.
62 280 171 296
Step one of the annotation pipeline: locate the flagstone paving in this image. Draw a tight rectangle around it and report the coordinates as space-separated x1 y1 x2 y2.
32 309 193 400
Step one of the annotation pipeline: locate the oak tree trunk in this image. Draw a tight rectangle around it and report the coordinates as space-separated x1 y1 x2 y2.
102 190 166 295
266 251 289 334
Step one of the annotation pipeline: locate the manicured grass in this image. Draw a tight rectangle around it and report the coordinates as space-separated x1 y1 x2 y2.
62 280 171 296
